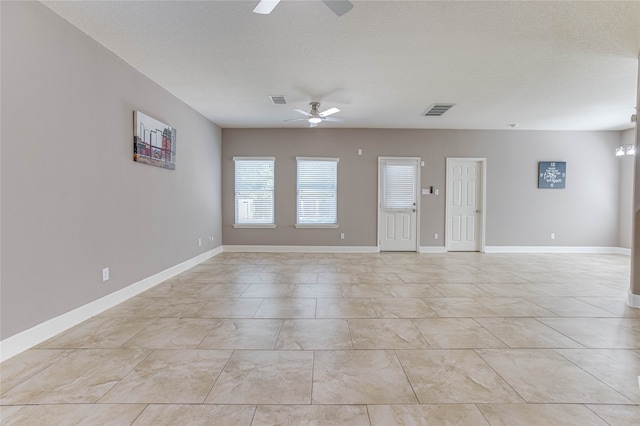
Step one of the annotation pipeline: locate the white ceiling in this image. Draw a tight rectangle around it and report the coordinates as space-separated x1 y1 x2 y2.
43 0 640 131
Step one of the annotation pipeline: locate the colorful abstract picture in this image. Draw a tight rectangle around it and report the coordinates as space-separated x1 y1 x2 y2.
133 111 176 170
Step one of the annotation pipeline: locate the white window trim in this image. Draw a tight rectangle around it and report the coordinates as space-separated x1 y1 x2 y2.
295 157 340 163
296 157 339 228
233 157 275 227
233 156 276 161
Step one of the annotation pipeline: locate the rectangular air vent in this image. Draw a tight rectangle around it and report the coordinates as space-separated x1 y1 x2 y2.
424 103 455 116
269 95 287 105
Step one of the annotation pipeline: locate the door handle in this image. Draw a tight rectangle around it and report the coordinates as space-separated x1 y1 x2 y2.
475 209 481 213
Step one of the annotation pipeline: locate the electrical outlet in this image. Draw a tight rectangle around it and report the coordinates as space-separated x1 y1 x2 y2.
102 267 109 282
550 233 555 240
198 238 202 247
340 233 345 240
434 233 439 240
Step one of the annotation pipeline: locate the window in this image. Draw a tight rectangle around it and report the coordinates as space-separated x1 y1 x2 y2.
234 157 275 227
296 157 339 227
383 162 417 210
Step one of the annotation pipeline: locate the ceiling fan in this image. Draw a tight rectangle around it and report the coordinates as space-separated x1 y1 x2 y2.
253 0 353 17
285 102 343 128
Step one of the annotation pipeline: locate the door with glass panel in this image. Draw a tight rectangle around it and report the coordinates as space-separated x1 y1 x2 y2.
378 157 419 251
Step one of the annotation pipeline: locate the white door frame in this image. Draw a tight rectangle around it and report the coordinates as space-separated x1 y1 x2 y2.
445 157 487 252
378 157 421 252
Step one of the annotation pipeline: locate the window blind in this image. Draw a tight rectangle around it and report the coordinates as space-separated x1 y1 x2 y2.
383 162 416 210
234 158 275 225
297 158 338 225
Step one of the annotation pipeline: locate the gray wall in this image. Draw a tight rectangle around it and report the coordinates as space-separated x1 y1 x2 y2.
222 128 623 248
1 2 222 339
619 128 637 249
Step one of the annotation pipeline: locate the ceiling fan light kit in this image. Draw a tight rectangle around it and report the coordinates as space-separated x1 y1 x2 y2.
285 101 343 128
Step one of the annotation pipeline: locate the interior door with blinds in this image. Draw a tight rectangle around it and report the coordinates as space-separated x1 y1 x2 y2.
378 157 419 251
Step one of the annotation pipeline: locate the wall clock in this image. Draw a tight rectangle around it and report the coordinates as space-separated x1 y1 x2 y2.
538 161 566 189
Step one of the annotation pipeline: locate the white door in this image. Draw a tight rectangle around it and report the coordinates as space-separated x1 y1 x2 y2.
378 158 419 251
446 158 485 251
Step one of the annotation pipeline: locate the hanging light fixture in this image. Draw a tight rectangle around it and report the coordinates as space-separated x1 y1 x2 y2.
616 145 637 156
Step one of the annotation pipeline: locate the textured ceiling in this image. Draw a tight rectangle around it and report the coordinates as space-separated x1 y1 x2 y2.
43 0 640 131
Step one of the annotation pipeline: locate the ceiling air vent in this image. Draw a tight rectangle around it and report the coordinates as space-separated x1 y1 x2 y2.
269 95 287 105
424 103 455 116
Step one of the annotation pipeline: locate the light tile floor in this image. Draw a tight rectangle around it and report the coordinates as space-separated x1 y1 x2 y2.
1 252 639 425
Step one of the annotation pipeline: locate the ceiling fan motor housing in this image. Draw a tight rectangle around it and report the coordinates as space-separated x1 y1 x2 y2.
308 102 322 123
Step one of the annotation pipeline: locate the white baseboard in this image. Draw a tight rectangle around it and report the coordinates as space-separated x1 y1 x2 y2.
418 246 447 254
484 246 630 255
225 245 447 254
0 247 222 363
223 245 630 255
223 245 380 253
627 290 640 309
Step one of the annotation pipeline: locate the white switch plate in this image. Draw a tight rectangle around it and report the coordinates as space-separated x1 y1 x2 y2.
357 148 362 156
198 238 202 246
551 233 555 240
340 233 345 239
102 267 109 282
434 189 439 195
434 233 439 240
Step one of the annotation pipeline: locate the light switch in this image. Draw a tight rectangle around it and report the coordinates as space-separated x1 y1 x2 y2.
434 189 439 195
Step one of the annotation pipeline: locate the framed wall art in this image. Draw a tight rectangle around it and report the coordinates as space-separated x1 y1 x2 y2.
133 111 176 170
538 161 566 189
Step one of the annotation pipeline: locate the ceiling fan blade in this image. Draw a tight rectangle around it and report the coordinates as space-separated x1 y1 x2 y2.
319 107 340 117
253 0 280 15
284 117 306 122
293 108 311 117
321 0 353 17
310 122 319 128
322 117 343 122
